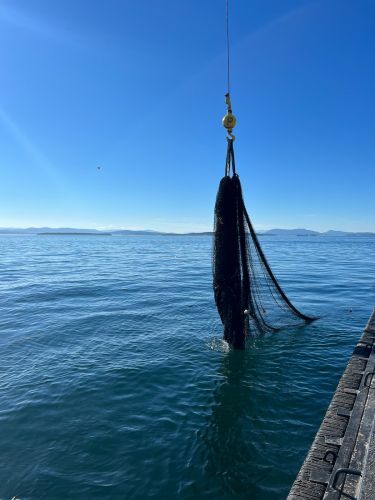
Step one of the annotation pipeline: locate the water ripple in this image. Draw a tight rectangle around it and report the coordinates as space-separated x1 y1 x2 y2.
0 235 374 499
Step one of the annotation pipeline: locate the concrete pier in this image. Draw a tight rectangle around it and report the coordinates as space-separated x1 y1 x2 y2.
288 309 375 499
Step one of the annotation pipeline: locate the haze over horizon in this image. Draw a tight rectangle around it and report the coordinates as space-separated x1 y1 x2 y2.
1 225 374 236
1 0 374 233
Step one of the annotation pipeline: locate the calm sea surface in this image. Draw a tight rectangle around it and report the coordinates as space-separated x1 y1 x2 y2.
0 235 374 499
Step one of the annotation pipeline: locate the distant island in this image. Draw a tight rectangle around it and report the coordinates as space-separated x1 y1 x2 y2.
0 227 374 237
38 232 112 236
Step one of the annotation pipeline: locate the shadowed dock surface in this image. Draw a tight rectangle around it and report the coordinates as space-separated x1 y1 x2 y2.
288 309 375 499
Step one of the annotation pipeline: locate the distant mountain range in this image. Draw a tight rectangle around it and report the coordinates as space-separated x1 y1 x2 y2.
259 228 375 237
0 227 374 237
0 227 159 235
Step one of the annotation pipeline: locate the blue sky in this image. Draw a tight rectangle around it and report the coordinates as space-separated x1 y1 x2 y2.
0 0 374 232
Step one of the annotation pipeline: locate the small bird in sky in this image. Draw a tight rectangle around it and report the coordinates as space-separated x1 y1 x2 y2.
97 166 101 171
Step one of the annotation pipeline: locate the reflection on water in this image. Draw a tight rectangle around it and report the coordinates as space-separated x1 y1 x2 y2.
201 351 256 495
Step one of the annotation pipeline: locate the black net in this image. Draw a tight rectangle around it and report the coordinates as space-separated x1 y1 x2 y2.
213 140 315 349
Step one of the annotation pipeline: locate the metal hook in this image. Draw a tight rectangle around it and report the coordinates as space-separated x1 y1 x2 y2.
223 92 237 140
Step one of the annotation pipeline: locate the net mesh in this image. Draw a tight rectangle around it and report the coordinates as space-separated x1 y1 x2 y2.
212 140 314 349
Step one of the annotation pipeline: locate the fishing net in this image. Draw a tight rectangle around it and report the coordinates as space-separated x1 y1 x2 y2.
213 139 315 349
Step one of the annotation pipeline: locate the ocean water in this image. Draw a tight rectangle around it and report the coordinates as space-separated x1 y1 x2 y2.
0 235 374 500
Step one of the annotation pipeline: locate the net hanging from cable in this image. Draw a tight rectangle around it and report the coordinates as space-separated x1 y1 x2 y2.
212 138 315 349
212 1 315 349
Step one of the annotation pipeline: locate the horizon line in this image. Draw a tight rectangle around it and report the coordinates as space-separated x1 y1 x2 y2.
0 226 375 235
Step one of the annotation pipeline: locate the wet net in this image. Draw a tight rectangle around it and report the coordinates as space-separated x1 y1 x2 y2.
213 139 315 349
